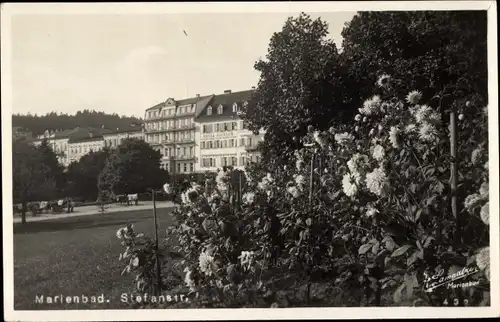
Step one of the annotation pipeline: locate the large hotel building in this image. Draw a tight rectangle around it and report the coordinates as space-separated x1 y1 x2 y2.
143 89 264 174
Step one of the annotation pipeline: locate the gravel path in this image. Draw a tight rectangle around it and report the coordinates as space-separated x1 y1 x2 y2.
12 201 175 223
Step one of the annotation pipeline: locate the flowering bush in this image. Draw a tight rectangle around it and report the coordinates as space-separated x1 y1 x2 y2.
116 75 490 308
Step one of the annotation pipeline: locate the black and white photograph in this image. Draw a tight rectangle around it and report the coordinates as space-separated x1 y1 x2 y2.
2 1 498 321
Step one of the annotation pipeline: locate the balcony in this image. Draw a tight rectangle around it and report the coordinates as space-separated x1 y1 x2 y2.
176 137 195 144
145 127 167 134
161 139 176 145
173 124 196 131
175 155 197 161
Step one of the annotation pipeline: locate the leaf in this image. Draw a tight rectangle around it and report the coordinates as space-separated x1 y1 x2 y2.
391 245 412 258
358 243 373 255
393 282 405 304
407 251 419 267
372 241 380 255
433 181 445 194
384 236 397 252
405 273 418 300
423 236 434 248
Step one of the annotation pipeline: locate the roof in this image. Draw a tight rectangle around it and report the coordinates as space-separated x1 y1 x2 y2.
103 127 144 135
145 95 214 112
195 90 254 122
68 128 113 143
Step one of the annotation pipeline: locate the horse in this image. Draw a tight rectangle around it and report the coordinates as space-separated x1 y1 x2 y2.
115 194 128 205
127 194 139 206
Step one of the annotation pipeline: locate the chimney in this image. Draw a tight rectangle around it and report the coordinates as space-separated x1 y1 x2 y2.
251 86 256 90
196 94 200 98
224 89 231 94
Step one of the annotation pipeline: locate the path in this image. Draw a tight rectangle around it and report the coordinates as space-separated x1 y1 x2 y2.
12 200 175 223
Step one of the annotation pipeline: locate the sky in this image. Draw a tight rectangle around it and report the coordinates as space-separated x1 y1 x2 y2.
10 12 356 118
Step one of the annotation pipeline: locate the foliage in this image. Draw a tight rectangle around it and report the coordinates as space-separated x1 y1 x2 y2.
241 13 354 172
12 140 57 223
36 139 65 193
12 110 142 136
66 148 111 201
98 138 168 196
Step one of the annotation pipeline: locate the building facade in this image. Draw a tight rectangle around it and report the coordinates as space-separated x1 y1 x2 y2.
31 126 144 167
103 127 144 149
143 95 212 174
195 89 264 172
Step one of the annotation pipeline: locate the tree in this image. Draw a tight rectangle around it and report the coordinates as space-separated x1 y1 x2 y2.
37 138 65 193
340 11 488 110
98 138 168 196
65 148 111 201
13 141 57 224
241 13 354 171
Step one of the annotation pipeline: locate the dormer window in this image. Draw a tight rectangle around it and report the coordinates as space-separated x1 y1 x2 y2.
218 104 223 115
232 102 238 112
207 106 212 115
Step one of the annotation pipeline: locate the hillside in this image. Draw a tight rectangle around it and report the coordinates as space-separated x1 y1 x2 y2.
12 110 143 136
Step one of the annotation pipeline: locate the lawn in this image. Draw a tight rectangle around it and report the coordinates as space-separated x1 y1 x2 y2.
13 207 176 310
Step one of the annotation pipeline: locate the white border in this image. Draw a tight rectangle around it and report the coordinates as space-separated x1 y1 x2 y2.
2 1 498 321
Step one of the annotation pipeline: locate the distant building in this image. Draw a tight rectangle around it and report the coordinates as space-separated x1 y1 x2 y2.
143 95 212 174
103 126 145 149
194 89 264 172
31 128 81 167
12 126 33 141
67 128 113 164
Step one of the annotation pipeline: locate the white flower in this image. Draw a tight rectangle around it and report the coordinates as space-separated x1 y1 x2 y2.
406 90 423 104
405 124 418 134
359 95 382 115
258 173 274 192
458 114 464 121
238 251 256 271
418 122 439 143
355 114 362 121
362 117 368 123
427 111 441 125
296 159 304 171
415 105 433 123
366 205 379 217
131 256 140 267
480 203 489 225
334 132 354 145
480 182 489 198
116 228 126 239
163 183 173 194
287 186 300 198
464 193 482 212
369 129 375 136
355 126 359 132
199 251 217 276
294 174 306 189
471 148 482 165
342 173 358 197
243 192 255 205
389 126 400 148
378 124 383 131
476 247 490 278
376 74 391 88
365 167 389 197
372 145 385 162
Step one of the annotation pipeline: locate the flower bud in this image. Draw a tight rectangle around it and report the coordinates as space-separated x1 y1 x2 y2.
458 114 464 121
466 101 471 108
355 126 359 132
369 129 375 136
363 117 368 123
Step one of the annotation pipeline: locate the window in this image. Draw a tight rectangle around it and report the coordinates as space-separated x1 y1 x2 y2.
223 157 228 166
232 103 238 112
232 157 237 166
184 164 187 172
232 122 238 130
203 125 207 133
207 106 212 115
190 147 193 156
183 147 187 155
190 163 194 172
239 138 244 146
201 142 205 149
248 138 253 146
216 140 220 148
223 140 228 148
177 148 181 155
177 163 181 173
218 105 223 114
224 123 229 131
209 141 213 149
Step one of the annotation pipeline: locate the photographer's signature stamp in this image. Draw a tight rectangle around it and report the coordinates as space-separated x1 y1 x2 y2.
423 266 480 293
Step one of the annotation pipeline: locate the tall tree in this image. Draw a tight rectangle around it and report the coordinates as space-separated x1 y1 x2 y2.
36 139 65 193
98 138 168 196
340 11 488 109
13 141 57 224
241 13 353 170
65 148 111 201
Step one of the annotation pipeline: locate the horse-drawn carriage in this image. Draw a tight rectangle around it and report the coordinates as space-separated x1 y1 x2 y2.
114 193 139 206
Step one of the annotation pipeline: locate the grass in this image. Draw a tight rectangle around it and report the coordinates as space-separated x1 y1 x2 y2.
13 207 176 310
